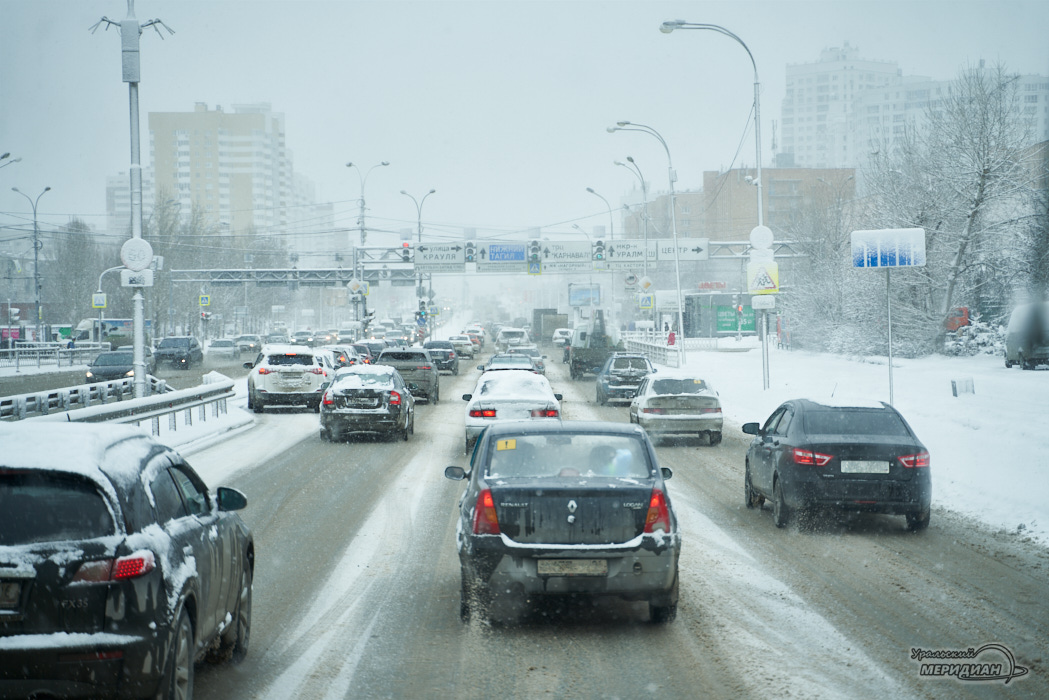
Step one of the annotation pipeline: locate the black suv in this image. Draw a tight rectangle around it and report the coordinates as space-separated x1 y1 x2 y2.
0 423 254 698
742 399 932 530
423 340 460 375
154 336 204 370
595 353 655 405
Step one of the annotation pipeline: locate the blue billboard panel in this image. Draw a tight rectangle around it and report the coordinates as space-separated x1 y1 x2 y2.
851 228 926 268
568 283 601 307
487 244 525 262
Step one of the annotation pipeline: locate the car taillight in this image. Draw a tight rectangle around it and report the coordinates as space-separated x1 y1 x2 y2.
322 391 334 405
643 489 672 533
389 390 402 405
449 352 456 358
257 367 271 375
642 407 666 414
72 550 155 583
699 407 722 414
472 489 501 535
793 448 833 466
531 409 559 418
899 451 930 468
309 367 325 375
416 365 432 371
469 409 497 418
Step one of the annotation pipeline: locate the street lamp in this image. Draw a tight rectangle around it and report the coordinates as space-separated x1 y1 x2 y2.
11 186 51 343
606 121 686 366
0 153 22 169
614 156 649 275
401 188 437 343
346 161 390 245
660 20 763 228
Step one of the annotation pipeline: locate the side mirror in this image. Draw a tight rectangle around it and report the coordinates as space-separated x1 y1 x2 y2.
742 422 761 435
477 365 484 371
661 467 673 480
462 394 472 401
554 393 563 401
444 466 467 481
242 361 254 369
542 355 548 359
217 486 248 511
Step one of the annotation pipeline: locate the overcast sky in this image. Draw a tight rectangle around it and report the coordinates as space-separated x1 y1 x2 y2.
2 0 1047 244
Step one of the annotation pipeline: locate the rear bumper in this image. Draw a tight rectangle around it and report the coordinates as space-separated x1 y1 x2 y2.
0 632 159 699
638 414 723 434
257 389 322 405
322 412 400 433
600 383 642 400
785 476 931 513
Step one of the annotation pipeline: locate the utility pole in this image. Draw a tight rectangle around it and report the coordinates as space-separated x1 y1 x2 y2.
92 1 173 398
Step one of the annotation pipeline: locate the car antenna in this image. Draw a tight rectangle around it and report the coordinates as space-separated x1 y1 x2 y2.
830 382 838 398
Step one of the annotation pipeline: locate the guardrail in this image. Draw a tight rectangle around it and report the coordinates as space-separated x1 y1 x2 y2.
0 342 111 371
27 374 236 440
1 375 172 421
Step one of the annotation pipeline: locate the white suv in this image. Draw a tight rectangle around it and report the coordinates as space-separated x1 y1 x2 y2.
244 344 330 413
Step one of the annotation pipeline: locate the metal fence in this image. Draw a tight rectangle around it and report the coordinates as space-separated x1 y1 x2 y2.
1 375 171 421
0 342 110 371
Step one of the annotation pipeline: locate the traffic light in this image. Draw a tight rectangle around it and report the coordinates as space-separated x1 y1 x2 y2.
593 240 605 261
465 241 476 262
401 242 412 263
528 239 541 263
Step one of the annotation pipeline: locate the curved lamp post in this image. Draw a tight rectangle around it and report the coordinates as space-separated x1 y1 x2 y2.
346 161 389 245
606 121 686 366
0 153 22 169
11 186 51 343
614 156 649 275
660 20 763 228
401 188 436 342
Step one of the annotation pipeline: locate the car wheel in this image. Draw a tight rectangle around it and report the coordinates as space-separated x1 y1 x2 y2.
772 478 790 528
708 431 722 446
433 385 439 405
744 463 757 509
649 573 678 623
320 426 331 442
1021 353 1036 370
1004 354 1014 368
403 414 411 441
596 387 606 406
210 563 252 664
252 393 264 414
459 570 472 623
906 507 931 531
161 605 194 700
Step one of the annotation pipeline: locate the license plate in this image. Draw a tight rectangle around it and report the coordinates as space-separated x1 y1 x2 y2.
841 460 890 474
536 559 608 576
0 581 21 609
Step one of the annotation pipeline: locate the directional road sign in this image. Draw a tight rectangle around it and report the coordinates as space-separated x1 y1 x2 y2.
605 240 658 270
656 239 709 262
414 243 465 273
476 242 527 272
541 241 592 272
851 228 926 268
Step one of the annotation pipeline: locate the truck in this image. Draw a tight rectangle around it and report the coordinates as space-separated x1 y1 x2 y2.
568 310 621 380
73 318 153 347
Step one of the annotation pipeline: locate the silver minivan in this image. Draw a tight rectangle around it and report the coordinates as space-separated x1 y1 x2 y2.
1004 301 1049 369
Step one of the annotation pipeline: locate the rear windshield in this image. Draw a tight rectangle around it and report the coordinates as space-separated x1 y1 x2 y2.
803 409 910 436
485 434 651 480
94 353 133 366
159 338 189 348
0 472 116 545
333 372 393 389
652 378 709 394
500 331 526 339
612 357 650 371
265 353 314 366
380 352 427 362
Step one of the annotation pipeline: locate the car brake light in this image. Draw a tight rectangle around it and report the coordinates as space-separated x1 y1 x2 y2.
113 551 156 580
416 365 432 371
472 489 500 535
899 451 930 468
257 367 271 375
699 407 722 414
643 489 672 533
793 448 833 466
642 408 665 414
322 391 334 405
389 390 402 405
309 367 325 375
531 409 558 417
469 409 497 418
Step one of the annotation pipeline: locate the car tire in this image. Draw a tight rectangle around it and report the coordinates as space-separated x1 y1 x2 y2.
649 573 678 623
709 432 722 446
320 426 331 442
1004 354 1014 368
596 387 606 406
906 507 931 531
772 478 790 528
161 605 194 700
252 394 264 414
403 414 411 442
1021 353 1036 370
744 463 759 509
210 563 252 664
433 384 439 405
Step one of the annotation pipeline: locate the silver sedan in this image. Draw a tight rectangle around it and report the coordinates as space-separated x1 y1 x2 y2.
628 371 723 445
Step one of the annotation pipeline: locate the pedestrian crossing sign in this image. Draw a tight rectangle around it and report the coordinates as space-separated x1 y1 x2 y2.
638 293 654 309
528 261 541 275
746 261 779 295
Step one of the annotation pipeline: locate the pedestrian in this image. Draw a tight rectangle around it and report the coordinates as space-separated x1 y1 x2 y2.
667 329 676 346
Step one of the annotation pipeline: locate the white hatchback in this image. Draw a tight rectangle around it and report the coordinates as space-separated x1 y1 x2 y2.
462 369 562 453
244 344 330 413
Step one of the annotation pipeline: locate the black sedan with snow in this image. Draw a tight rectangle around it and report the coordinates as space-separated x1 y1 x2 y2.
319 364 416 441
0 423 254 699
445 421 681 624
742 398 931 530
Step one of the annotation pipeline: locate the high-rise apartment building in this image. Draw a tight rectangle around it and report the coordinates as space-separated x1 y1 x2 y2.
779 43 901 168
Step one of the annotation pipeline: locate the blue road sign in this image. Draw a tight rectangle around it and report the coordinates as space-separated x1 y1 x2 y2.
528 262 541 275
488 244 526 262
851 228 926 268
